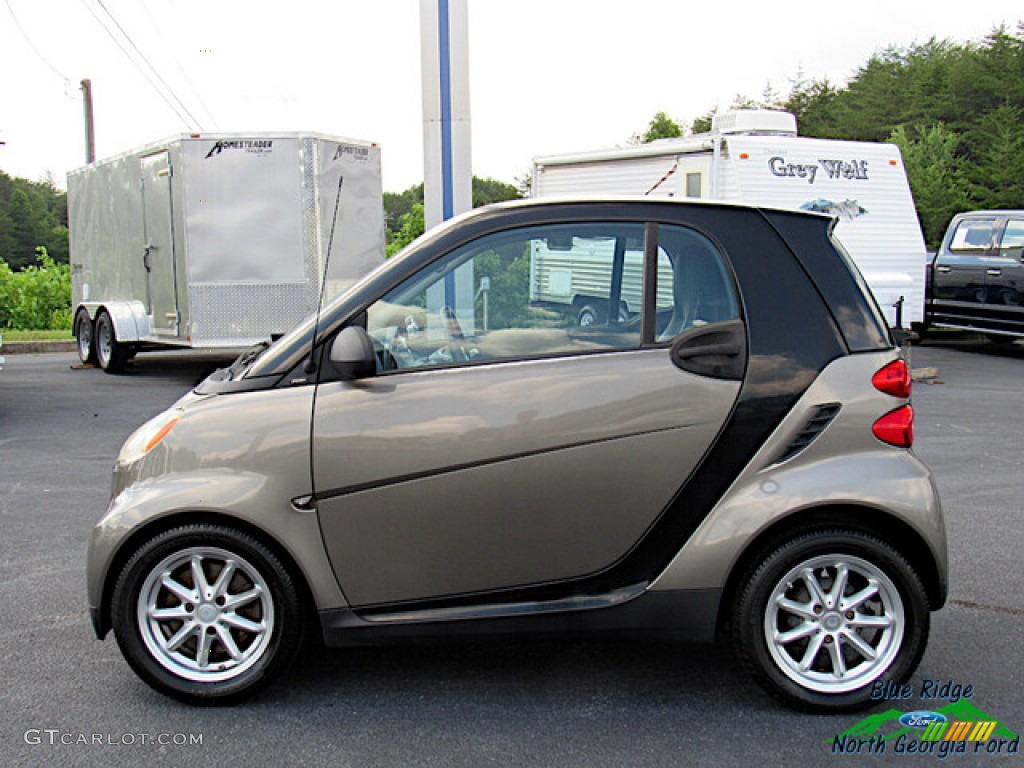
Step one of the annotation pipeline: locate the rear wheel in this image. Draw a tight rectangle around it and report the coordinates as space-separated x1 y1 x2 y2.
733 530 929 712
75 310 96 364
111 525 304 704
577 305 599 327
95 311 129 373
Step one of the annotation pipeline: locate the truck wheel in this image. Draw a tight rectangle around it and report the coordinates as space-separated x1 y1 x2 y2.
75 310 97 364
95 311 129 373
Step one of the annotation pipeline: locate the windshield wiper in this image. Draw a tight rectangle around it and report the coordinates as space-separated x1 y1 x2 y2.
226 340 271 380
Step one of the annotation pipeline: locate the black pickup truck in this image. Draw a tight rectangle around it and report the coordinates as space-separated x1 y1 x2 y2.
923 210 1024 340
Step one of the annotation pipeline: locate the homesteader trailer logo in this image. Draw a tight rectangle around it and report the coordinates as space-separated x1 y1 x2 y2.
204 139 274 159
334 144 370 162
768 156 870 184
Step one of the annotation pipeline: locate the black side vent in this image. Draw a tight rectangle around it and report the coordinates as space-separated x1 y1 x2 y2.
773 403 842 465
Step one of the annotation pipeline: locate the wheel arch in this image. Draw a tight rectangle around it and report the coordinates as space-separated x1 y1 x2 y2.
716 503 947 638
96 510 318 640
88 300 149 343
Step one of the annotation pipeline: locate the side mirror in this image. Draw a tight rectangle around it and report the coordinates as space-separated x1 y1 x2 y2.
329 326 376 380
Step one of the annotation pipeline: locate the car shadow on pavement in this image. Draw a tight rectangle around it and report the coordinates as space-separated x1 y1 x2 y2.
277 634 760 710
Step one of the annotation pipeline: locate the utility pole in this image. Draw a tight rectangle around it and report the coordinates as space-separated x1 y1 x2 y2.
81 79 95 164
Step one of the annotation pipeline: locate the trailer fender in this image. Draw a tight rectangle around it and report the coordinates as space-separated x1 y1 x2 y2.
94 301 149 343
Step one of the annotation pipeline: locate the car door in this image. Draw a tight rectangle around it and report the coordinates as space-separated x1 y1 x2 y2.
932 216 996 323
985 217 1024 328
311 219 744 609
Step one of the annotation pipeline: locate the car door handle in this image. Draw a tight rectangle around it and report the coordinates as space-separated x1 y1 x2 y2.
987 268 1002 277
935 265 952 273
669 319 747 380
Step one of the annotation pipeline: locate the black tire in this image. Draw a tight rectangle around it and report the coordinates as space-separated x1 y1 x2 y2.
110 524 305 705
909 322 929 345
733 529 929 712
74 310 97 365
986 334 1016 345
95 311 130 373
577 305 599 327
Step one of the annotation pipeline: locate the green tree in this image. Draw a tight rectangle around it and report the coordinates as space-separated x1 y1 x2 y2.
6 188 40 269
969 105 1024 210
690 109 716 134
888 124 972 248
634 112 683 143
782 77 841 137
385 203 425 258
472 176 520 207
383 176 522 253
0 170 69 267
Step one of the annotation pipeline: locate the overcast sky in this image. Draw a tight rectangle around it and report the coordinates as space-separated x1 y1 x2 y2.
1 1 1021 193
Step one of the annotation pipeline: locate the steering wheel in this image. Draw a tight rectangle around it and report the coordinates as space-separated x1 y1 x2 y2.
439 306 470 362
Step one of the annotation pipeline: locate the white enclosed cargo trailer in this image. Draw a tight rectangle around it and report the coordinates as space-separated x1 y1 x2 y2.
532 111 927 328
68 132 385 371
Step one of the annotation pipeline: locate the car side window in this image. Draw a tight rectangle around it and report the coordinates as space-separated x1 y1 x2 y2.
998 220 1024 258
367 222 644 371
655 225 740 341
949 220 995 252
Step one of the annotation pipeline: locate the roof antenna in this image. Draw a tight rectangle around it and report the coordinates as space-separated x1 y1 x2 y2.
305 174 344 375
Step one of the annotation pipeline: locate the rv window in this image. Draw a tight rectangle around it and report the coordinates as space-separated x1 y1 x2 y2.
545 235 575 251
685 173 702 198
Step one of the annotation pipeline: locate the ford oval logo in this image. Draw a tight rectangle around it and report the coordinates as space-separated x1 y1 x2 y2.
899 711 948 729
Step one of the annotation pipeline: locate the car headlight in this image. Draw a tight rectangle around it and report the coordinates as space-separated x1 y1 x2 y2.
118 410 182 466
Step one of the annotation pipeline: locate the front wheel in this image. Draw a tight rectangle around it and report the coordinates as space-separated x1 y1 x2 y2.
75 310 96 364
733 530 929 712
110 525 304 704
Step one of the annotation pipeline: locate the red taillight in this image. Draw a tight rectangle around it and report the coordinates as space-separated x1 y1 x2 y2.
873 405 914 447
872 359 912 399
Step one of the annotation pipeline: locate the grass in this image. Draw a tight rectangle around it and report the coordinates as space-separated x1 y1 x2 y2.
2 329 73 342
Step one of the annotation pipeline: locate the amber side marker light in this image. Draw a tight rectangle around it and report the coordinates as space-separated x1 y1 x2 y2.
145 416 180 453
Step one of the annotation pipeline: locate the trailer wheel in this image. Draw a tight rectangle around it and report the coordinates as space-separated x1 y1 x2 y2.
75 310 97 365
95 311 130 373
577 305 601 327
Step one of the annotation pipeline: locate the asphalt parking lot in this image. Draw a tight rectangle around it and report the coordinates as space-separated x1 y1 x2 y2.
1 339 1022 767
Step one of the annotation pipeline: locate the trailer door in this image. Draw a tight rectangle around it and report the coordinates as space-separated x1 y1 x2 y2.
141 152 179 336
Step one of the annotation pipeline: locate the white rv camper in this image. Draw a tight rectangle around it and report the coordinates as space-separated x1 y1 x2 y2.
532 111 926 328
68 132 385 372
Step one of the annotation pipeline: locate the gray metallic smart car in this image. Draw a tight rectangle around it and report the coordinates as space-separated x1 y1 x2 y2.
87 199 946 710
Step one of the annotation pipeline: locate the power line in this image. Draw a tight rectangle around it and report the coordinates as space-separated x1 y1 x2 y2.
92 0 205 130
138 0 218 130
79 0 205 131
3 0 73 87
